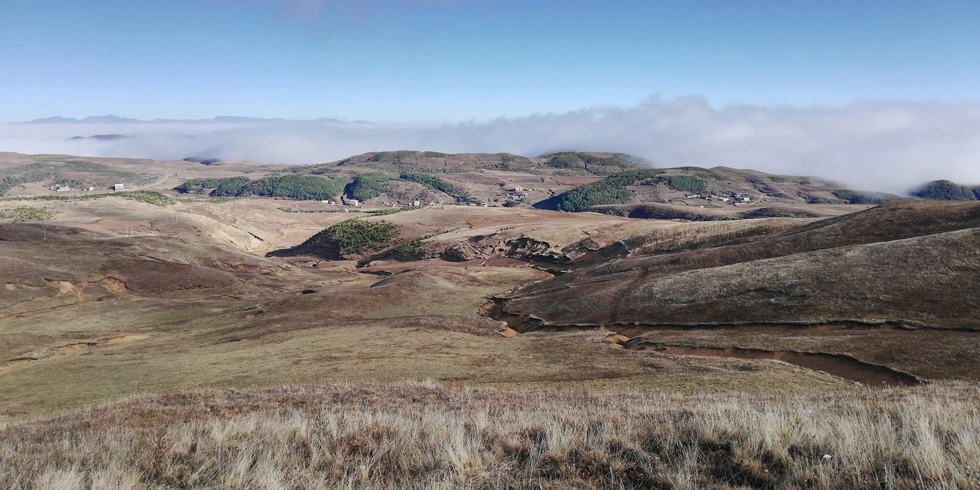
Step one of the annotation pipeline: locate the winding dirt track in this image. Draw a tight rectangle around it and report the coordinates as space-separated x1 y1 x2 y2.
133 172 176 191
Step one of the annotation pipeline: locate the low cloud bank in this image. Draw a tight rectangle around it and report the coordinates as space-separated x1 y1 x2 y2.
3 96 979 194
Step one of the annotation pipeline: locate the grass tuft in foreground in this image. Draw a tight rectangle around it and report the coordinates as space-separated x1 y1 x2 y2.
3 382 980 489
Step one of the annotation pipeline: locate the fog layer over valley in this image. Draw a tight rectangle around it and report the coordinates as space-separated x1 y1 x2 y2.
6 97 980 194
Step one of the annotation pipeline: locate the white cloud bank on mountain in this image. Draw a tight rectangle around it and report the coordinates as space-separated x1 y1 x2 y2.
3 96 979 194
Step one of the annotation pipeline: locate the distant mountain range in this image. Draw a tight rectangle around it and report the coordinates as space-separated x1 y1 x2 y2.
69 134 129 141
23 115 366 125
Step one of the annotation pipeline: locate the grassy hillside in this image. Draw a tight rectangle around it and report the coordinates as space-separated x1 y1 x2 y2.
503 199 980 329
493 200 980 383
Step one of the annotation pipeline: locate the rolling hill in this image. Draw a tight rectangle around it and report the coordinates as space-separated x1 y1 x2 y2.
4 150 980 489
1 151 905 218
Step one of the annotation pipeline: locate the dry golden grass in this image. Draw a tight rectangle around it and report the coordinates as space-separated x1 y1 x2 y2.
3 382 979 489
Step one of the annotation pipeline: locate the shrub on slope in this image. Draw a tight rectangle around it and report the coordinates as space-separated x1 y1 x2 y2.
176 175 346 200
536 169 665 212
241 175 347 200
831 189 903 205
400 173 471 202
661 175 707 193
912 180 976 201
297 218 399 259
174 177 249 195
345 173 393 201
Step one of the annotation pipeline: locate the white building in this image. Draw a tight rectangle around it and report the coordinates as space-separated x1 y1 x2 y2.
114 184 125 191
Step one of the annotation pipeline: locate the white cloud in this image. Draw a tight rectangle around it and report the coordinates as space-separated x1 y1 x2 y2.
3 96 980 194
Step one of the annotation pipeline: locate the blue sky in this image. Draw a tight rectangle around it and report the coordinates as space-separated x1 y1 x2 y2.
2 0 980 192
2 0 979 122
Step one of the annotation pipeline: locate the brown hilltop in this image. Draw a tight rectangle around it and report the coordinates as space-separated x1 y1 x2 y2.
614 227 980 327
0 223 268 301
498 199 980 330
